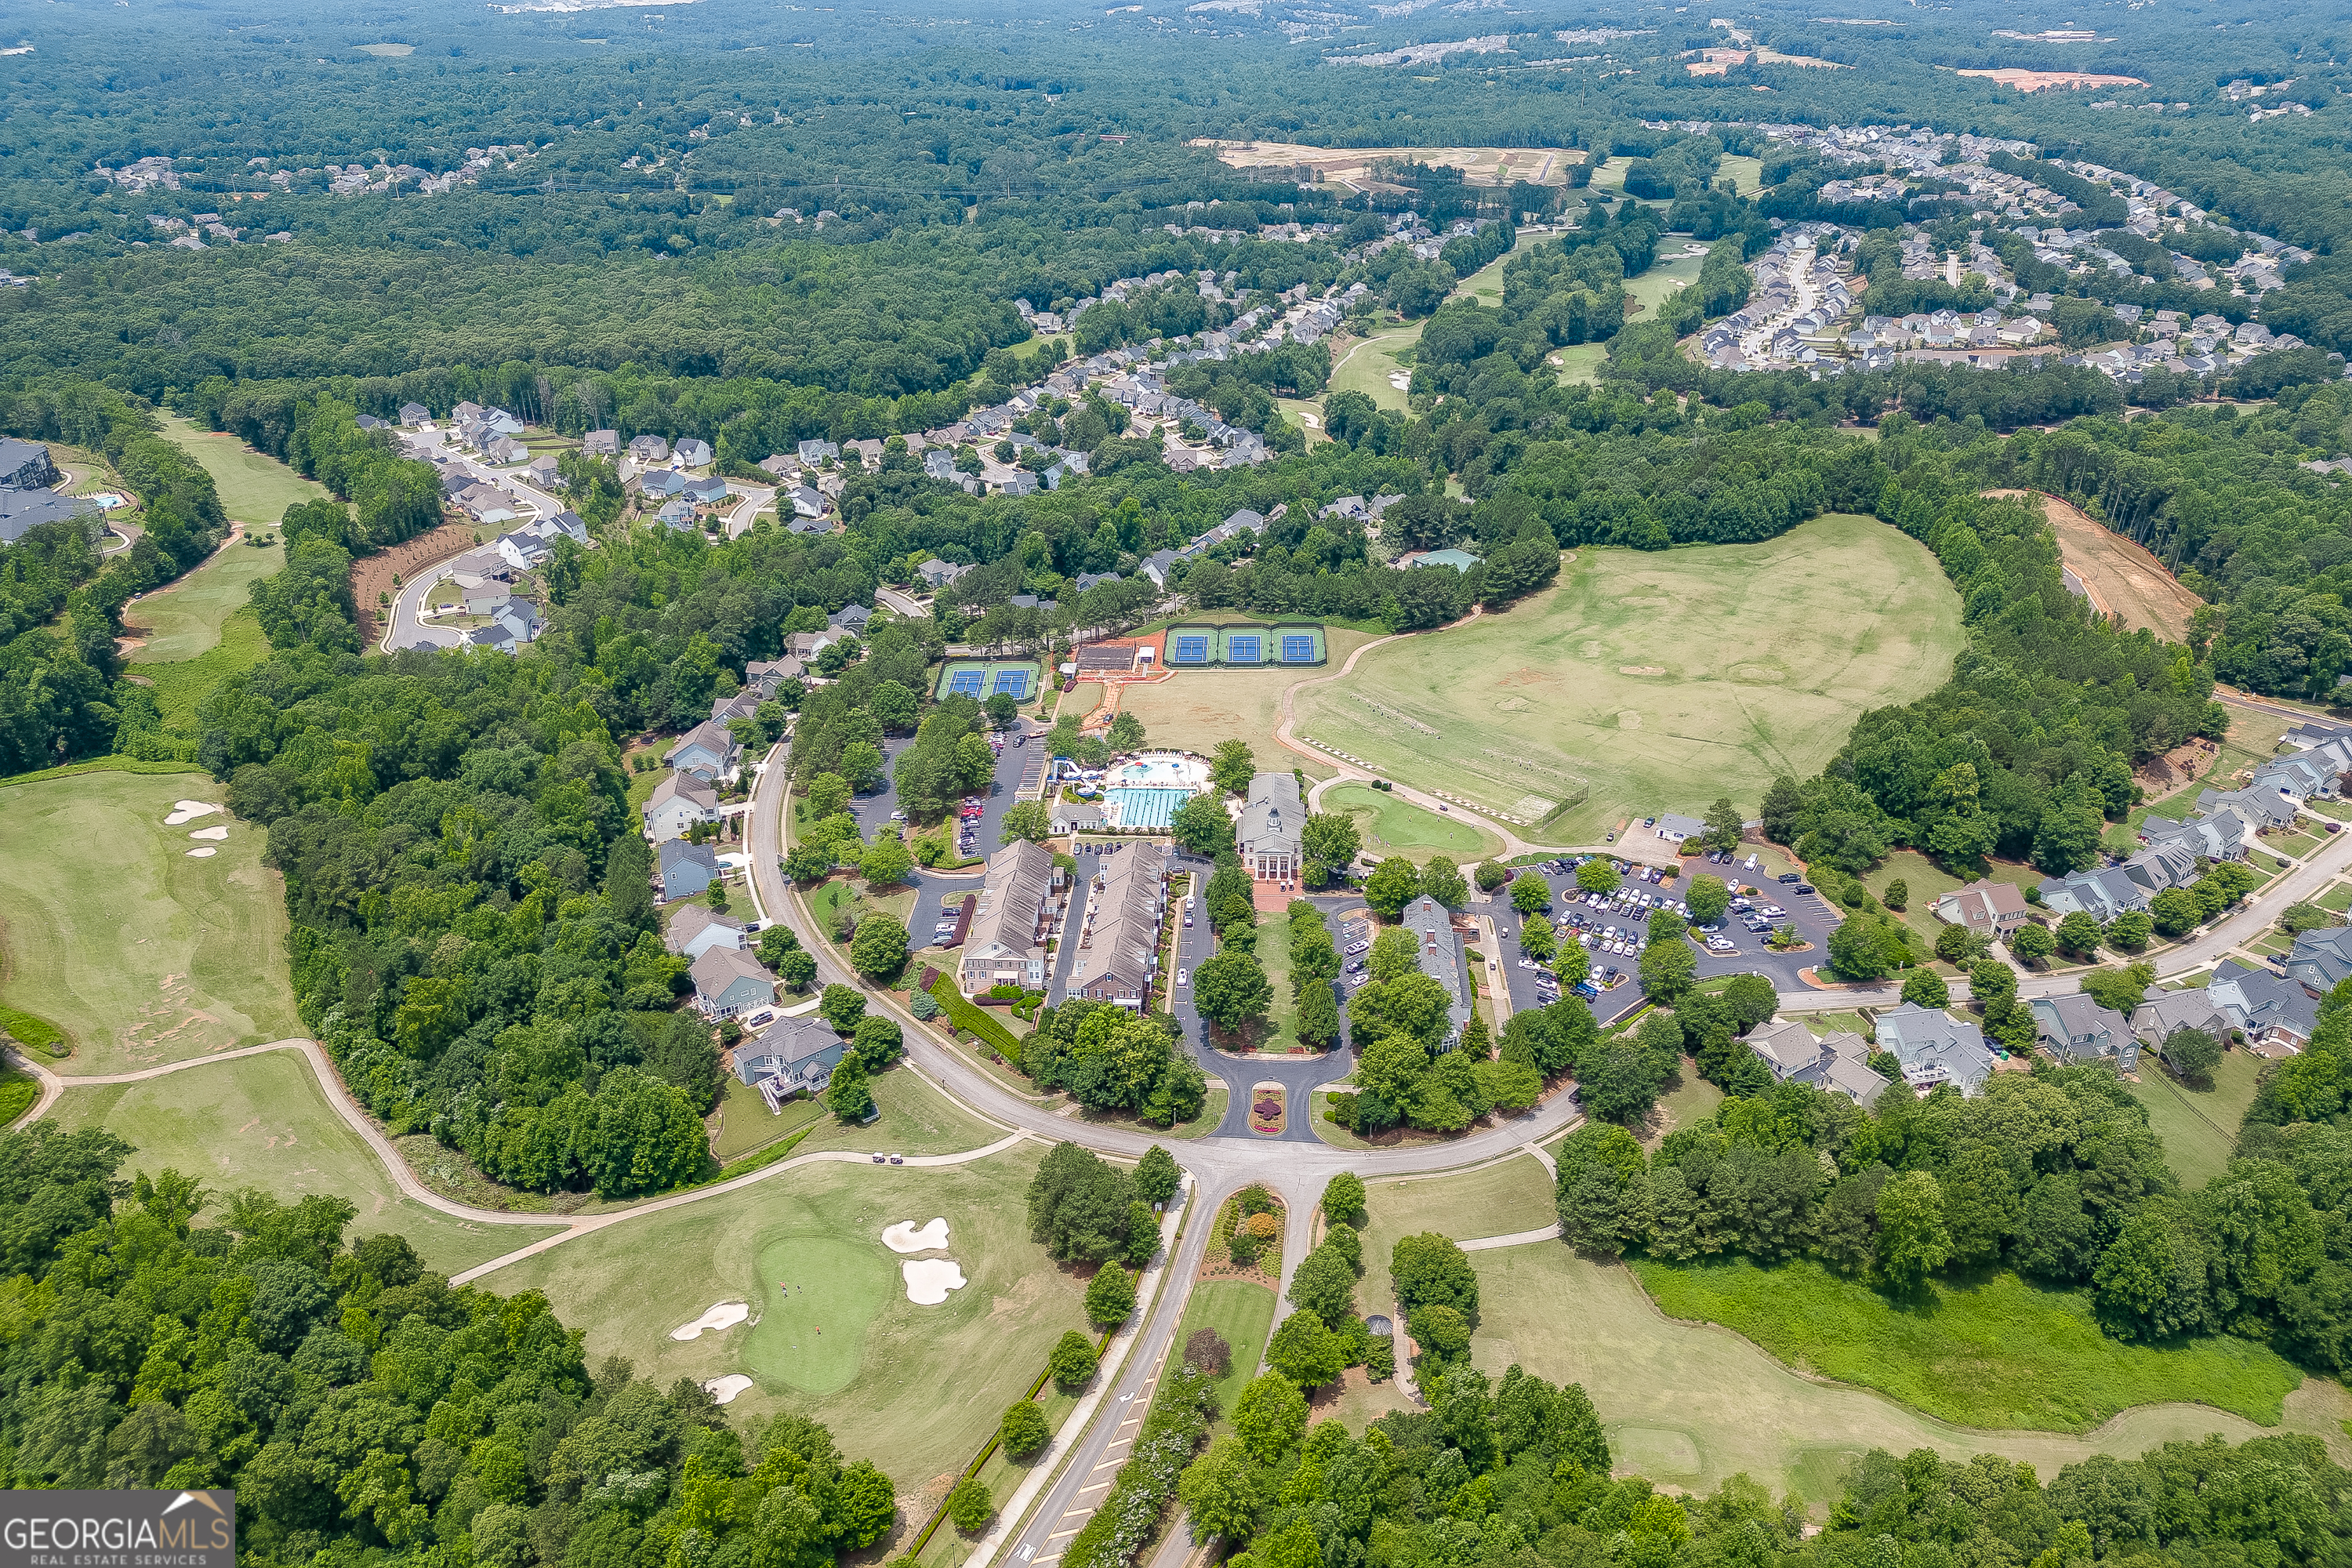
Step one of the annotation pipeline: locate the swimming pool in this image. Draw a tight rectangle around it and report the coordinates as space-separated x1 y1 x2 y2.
1106 787 1192 830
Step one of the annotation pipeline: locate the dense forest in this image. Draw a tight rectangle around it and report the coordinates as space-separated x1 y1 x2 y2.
0 1123 900 1567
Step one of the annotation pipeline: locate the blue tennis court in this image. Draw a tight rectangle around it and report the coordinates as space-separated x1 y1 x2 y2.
1171 634 1211 663
992 670 1031 698
946 671 985 697
1281 635 1316 662
1225 633 1262 663
1107 787 1191 829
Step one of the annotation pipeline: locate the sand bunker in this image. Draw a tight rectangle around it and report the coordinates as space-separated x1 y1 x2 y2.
902 1258 967 1305
670 1301 752 1340
882 1218 950 1254
702 1374 755 1404
165 801 220 826
187 826 230 840
186 848 218 858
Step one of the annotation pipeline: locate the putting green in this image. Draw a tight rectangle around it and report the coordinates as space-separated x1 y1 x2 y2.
1294 514 1963 837
1323 782 1496 859
747 1235 896 1396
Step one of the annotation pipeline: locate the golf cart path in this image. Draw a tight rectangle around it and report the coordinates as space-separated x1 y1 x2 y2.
2 1037 1036 1279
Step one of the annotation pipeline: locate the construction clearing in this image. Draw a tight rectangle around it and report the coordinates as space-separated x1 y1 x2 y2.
1989 490 2205 641
1190 140 1586 195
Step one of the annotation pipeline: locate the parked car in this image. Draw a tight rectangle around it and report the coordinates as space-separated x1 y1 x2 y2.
1777 872 1800 884
1177 969 1189 986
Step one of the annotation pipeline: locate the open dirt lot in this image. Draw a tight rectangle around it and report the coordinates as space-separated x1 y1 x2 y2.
1292 514 1964 839
1192 140 1585 191
1955 68 2147 91
1991 491 2204 641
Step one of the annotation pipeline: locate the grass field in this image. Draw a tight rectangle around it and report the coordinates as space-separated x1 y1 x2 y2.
156 413 332 524
44 1050 533 1276
1628 1256 2300 1432
1626 251 1706 321
1716 154 1763 196
1356 1153 1560 1313
2129 1049 2265 1189
1294 515 1965 838
1641 1060 1725 1150
490 1145 1091 1504
1330 324 1421 414
133 609 274 731
1472 1242 2349 1504
1860 850 2044 954
125 539 284 663
1114 630 1373 768
0 773 299 1070
1549 344 1608 387
1176 1278 1280 1426
1323 782 1500 862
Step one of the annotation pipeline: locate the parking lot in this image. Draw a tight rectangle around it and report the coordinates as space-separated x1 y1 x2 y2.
1483 850 1848 1021
843 717 1038 865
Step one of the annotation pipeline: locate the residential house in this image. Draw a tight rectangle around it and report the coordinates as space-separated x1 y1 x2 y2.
710 691 760 726
655 495 699 531
736 1015 848 1105
691 946 774 1021
583 430 619 456
2206 959 2321 1053
959 839 1060 996
997 470 1040 498
643 771 721 843
1874 1003 1998 1097
447 546 513 590
486 436 528 466
785 628 848 662
923 449 960 481
636 469 688 501
2028 992 2139 1072
2194 782 2299 831
2140 806 2252 864
1065 842 1170 1008
797 439 840 466
2120 842 2199 900
829 604 873 634
916 557 971 590
664 720 741 782
1238 771 1303 883
657 839 722 901
664 902 747 961
398 402 432 428
788 485 828 520
682 475 731 506
674 437 713 468
524 453 563 488
1743 1019 1889 1108
1072 572 1121 593
2128 987 2233 1057
1930 879 2031 940
627 434 670 464
1402 895 1473 1047
2287 926 2352 993
745 656 805 696
846 438 884 470
1139 550 1183 588
2035 862 2149 922
459 485 521 528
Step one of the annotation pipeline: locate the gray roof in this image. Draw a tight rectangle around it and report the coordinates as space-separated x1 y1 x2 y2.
1875 1002 1996 1097
1402 895 1472 1043
664 902 746 955
0 487 100 545
2207 958 2323 1042
691 945 773 1005
2129 988 2230 1047
659 837 722 884
2286 927 2352 993
1239 771 1303 859
2029 992 2136 1070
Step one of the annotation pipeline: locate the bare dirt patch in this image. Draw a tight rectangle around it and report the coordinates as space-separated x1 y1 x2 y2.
354 518 485 645
1955 67 2146 91
1987 490 2204 641
1192 140 1585 191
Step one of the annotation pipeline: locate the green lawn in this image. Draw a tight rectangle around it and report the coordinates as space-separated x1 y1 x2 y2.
1294 514 1965 837
1175 1278 1280 1427
489 1144 1091 1497
1642 1058 1725 1150
1629 1256 2300 1432
2319 881 2352 913
0 1067 38 1127
1548 343 1608 387
1860 850 2043 953
155 413 332 524
125 538 285 664
0 773 299 1070
1323 782 1498 860
1356 1154 1559 1313
710 1074 825 1160
133 608 274 731
1256 918 1298 1051
44 1049 535 1277
1330 322 1421 414
2129 1049 2266 1189
1717 154 1763 196
1625 252 1706 323
1472 1242 2341 1506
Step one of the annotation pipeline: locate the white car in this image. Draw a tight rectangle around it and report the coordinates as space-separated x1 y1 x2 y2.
1177 969 1189 986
